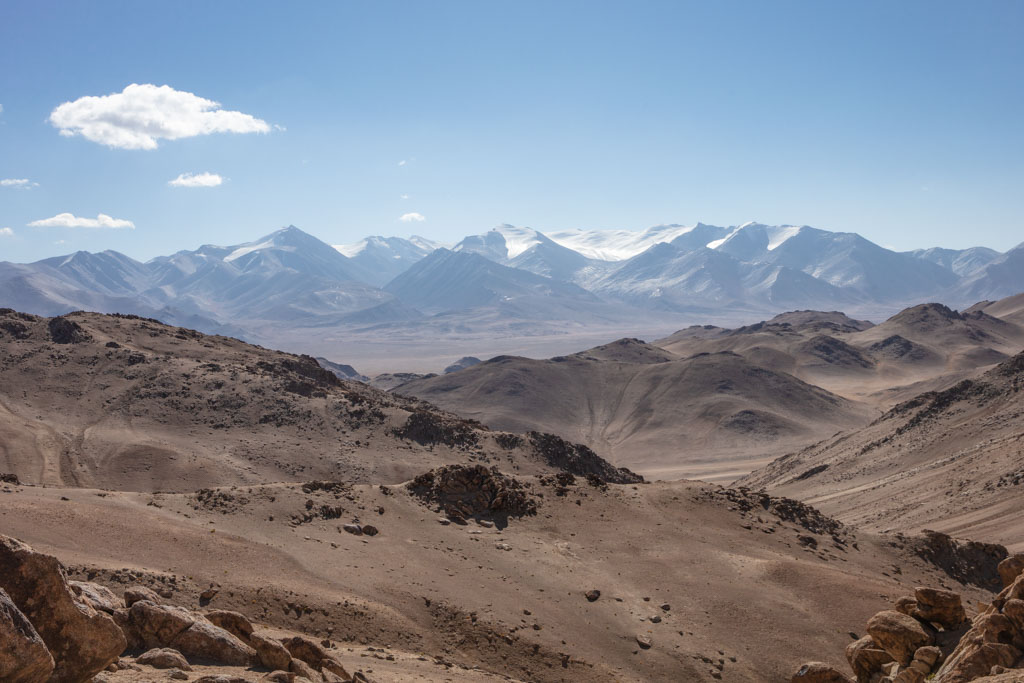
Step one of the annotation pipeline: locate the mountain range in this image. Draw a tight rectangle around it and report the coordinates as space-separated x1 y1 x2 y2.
1 222 1022 368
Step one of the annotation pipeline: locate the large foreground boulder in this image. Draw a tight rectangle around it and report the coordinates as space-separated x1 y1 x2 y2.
0 535 125 683
0 588 55 682
866 610 933 666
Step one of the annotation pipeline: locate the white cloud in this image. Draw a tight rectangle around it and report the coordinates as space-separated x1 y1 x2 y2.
399 212 426 222
29 213 135 229
49 83 271 150
0 227 13 237
397 160 407 166
0 178 38 189
400 194 410 200
169 172 224 188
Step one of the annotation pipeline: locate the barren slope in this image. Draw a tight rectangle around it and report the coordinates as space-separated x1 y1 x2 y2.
0 475 1003 682
739 350 1024 548
396 338 874 482
0 309 638 491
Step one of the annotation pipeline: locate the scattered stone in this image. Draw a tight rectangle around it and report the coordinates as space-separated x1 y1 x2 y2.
361 525 379 537
660 603 670 611
137 647 191 671
199 587 219 602
168 669 189 680
636 634 652 649
584 590 601 602
343 524 363 536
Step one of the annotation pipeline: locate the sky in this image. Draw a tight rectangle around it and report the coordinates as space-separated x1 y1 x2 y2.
1 0 1022 263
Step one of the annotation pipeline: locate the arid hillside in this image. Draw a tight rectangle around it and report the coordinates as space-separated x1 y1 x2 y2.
396 339 874 482
0 308 638 491
739 350 1024 549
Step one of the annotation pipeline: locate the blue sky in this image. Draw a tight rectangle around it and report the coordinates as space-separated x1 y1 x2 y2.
1 0 1022 262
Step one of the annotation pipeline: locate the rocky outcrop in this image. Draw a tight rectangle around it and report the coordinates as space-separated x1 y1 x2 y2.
933 570 1024 683
407 464 538 521
796 556 1024 683
528 431 644 484
0 588 55 682
0 535 125 683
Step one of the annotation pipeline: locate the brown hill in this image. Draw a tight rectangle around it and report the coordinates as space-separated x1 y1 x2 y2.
655 301 1024 405
0 309 638 491
738 350 1024 550
395 342 874 482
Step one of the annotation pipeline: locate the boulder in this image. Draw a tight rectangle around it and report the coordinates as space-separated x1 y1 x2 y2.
791 661 854 682
0 588 55 682
914 587 967 629
169 618 256 666
124 585 162 607
845 635 893 683
129 601 195 647
290 658 324 682
193 676 251 683
282 635 331 669
866 610 933 666
252 631 292 671
261 673 300 682
69 581 120 614
584 589 600 602
997 554 1024 588
635 633 652 649
0 534 126 683
321 656 351 680
205 609 254 642
136 647 191 670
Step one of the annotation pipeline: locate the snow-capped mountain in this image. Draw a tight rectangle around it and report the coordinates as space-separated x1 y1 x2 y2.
333 235 445 286
385 247 600 316
0 222 1020 350
453 225 597 282
548 223 710 261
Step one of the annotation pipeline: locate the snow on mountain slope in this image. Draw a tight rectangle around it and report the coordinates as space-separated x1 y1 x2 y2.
453 225 599 282
332 235 440 285
547 223 702 261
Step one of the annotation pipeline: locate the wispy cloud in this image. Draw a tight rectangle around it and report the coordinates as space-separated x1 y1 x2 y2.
49 84 271 150
400 194 410 200
29 213 135 229
1 178 38 189
169 172 224 188
0 227 13 237
399 212 426 222
397 160 407 167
